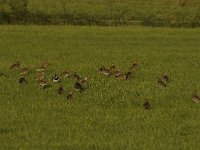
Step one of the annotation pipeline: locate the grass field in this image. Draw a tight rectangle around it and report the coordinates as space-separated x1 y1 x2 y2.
0 25 200 149
1 0 200 26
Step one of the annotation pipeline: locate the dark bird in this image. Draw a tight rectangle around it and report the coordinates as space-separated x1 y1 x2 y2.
73 73 81 80
20 67 29 76
157 79 167 87
162 73 169 83
130 61 138 71
10 61 20 70
192 94 200 103
0 72 3 77
74 82 83 91
52 74 60 83
19 77 28 84
144 100 151 110
58 87 64 95
125 72 132 80
67 91 74 100
99 66 111 76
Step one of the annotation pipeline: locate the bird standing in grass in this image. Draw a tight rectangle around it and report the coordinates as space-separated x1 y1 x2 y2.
58 87 64 95
36 61 49 72
113 70 125 80
162 73 169 83
19 77 28 84
61 69 72 78
73 73 81 80
192 94 200 103
20 67 29 76
36 72 45 81
10 61 20 70
99 66 111 76
130 61 138 71
125 71 132 80
67 91 74 100
157 79 167 87
144 100 151 110
38 79 49 89
52 74 60 83
74 82 84 91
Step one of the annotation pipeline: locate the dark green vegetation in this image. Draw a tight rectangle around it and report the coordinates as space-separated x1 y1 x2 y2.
0 26 200 149
0 0 200 27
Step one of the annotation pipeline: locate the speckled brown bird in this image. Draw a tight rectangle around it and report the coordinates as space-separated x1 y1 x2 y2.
162 73 169 83
20 67 29 76
61 70 72 78
10 61 20 70
73 73 81 80
192 94 200 103
38 79 49 89
40 61 49 69
113 70 125 80
99 66 111 76
130 61 138 71
144 100 151 109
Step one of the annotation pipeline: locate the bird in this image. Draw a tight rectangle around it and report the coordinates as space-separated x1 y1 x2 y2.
144 100 151 109
162 73 169 83
0 72 3 77
113 70 125 80
36 75 45 81
61 70 72 78
130 61 138 71
40 61 49 69
10 61 20 70
67 91 74 100
36 66 46 72
73 73 81 80
78 77 88 89
125 71 132 80
38 79 49 89
99 66 111 76
20 67 29 76
157 79 167 87
58 87 64 95
19 77 28 84
192 94 200 103
52 74 60 83
36 61 49 72
74 82 83 91
109 64 117 73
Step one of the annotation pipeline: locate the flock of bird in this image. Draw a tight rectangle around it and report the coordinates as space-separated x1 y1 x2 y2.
7 60 200 109
10 61 88 100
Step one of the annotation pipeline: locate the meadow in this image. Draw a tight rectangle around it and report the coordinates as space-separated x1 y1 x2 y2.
0 25 200 149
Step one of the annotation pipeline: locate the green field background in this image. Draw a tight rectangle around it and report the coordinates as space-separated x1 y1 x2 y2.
1 0 200 26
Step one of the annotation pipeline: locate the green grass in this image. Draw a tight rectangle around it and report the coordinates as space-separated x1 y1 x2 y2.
0 25 200 149
1 0 200 26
